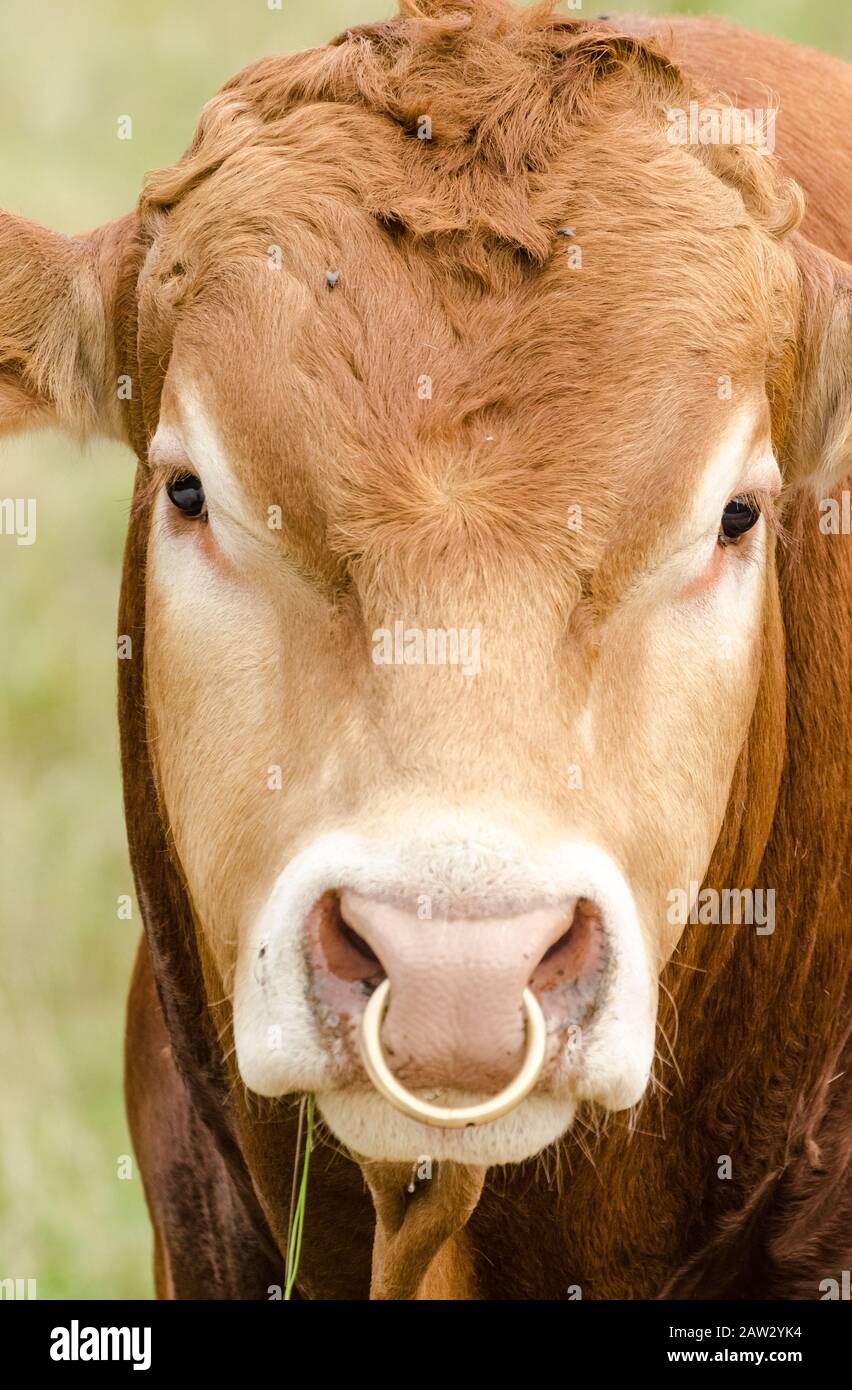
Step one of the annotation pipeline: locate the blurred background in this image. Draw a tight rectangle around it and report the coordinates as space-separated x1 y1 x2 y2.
0 0 848 1300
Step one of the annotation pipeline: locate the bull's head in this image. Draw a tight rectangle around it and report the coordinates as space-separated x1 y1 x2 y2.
2 9 851 1171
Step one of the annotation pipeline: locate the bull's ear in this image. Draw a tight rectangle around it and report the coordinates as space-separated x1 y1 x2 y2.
781 237 852 492
0 210 137 443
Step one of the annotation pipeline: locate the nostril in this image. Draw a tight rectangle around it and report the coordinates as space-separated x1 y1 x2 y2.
337 902 383 972
338 915 381 967
530 898 603 994
309 890 386 985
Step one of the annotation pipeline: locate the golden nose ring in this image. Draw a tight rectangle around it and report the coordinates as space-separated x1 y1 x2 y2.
359 979 547 1128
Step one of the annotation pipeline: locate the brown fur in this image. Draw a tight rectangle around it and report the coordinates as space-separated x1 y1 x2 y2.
2 2 849 1298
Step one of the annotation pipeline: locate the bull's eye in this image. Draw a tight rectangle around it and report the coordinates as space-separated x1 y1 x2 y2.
718 495 760 546
166 474 206 519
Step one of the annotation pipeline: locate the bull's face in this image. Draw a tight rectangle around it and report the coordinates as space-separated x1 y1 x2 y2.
2 23 850 1170
137 103 796 1167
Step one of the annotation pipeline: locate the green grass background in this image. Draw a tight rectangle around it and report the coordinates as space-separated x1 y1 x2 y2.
0 0 848 1300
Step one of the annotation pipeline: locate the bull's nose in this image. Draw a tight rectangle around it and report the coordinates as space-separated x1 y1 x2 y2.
321 890 601 1092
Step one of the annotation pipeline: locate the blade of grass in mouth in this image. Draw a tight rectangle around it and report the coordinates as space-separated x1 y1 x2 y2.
284 1093 314 1300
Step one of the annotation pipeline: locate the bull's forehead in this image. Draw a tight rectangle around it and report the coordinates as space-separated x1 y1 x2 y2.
145 107 788 575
